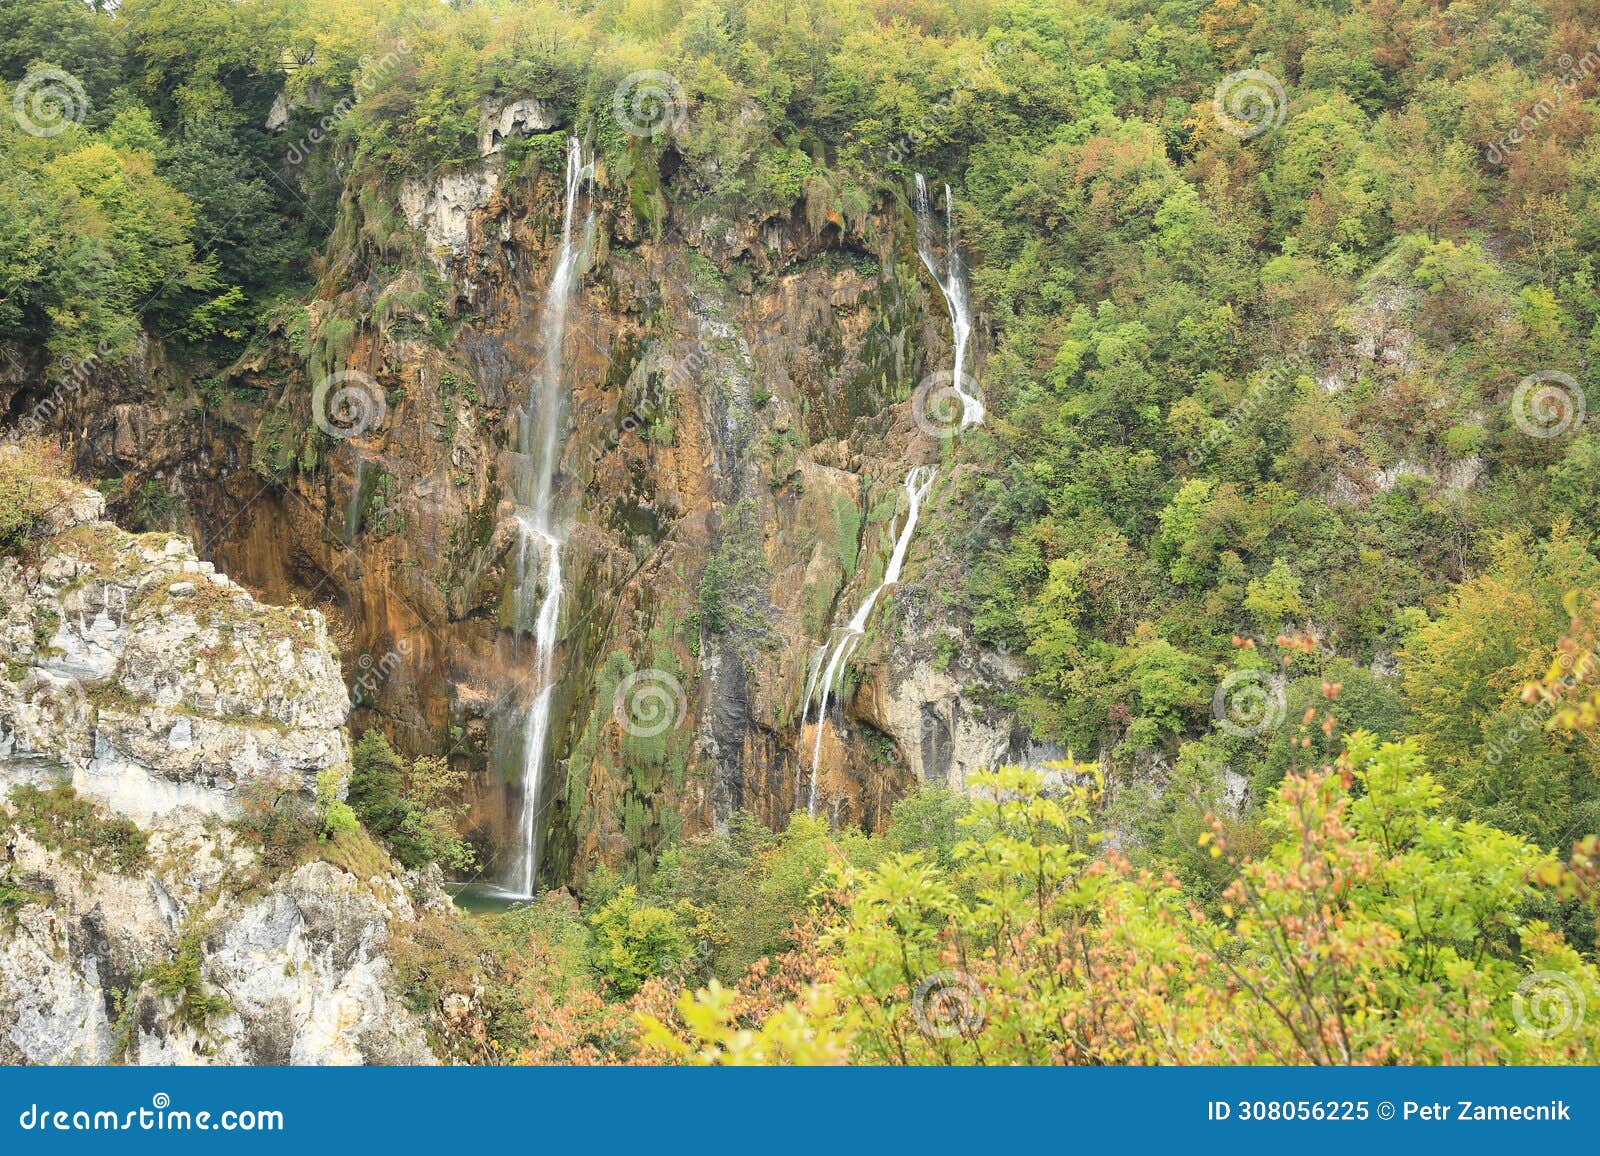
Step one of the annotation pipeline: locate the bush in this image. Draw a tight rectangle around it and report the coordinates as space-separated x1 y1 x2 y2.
349 729 475 871
315 767 360 839
138 929 232 1032
0 876 39 926
0 443 67 557
588 886 688 997
232 777 320 871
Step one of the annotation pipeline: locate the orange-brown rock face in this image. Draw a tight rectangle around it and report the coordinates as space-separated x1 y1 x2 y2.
16 141 1037 890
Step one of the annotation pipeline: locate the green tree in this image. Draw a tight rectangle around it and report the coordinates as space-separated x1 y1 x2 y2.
589 886 688 997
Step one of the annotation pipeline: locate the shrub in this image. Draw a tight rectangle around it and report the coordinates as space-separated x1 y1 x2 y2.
588 886 688 997
232 777 320 871
139 929 232 1032
0 443 68 557
349 730 474 871
0 876 39 926
316 767 360 840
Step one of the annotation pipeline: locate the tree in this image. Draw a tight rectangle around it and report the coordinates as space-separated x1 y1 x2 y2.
645 749 1600 1064
1243 556 1305 628
1401 527 1600 846
589 887 689 998
348 729 474 871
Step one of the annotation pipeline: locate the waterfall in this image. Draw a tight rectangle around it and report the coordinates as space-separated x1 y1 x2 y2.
912 174 983 428
343 451 367 544
504 138 594 897
802 465 936 815
797 175 979 816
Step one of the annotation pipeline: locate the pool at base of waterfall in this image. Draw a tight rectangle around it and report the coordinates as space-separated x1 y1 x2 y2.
446 882 539 913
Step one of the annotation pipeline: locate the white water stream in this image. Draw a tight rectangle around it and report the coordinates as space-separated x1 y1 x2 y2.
802 465 936 815
798 175 981 815
505 138 594 896
913 173 983 427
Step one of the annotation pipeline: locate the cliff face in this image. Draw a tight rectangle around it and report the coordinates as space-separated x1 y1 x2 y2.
4 109 1043 888
0 484 348 820
0 474 438 1065
1 830 439 1065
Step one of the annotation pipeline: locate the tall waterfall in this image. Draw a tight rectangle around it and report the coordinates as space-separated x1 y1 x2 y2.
802 465 936 815
913 174 984 428
504 138 594 897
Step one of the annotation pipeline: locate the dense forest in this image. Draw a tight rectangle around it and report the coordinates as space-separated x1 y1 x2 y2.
3 0 1600 1064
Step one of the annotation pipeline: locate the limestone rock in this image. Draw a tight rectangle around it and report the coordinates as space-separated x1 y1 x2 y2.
399 168 500 273
479 97 559 156
0 819 439 1066
0 490 350 823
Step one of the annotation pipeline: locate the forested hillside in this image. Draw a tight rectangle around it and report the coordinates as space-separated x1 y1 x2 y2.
3 0 1600 1064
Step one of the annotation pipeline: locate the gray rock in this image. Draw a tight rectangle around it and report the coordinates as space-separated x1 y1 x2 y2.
0 481 438 1066
0 492 350 822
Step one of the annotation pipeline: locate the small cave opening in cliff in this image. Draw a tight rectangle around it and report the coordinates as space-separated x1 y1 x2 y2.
656 144 683 189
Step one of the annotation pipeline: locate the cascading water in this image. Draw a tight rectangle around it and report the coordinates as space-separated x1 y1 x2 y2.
913 174 984 428
802 465 936 815
503 138 594 897
798 175 981 815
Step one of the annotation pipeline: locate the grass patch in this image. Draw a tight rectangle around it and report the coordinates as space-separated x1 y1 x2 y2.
0 442 74 558
320 826 393 880
6 783 149 876
0 876 41 927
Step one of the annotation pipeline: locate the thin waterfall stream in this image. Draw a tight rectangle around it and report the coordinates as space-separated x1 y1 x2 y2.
803 466 937 815
503 138 594 897
913 173 983 426
797 175 983 816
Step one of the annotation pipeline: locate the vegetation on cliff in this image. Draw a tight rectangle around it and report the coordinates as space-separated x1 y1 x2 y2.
4 0 1600 1064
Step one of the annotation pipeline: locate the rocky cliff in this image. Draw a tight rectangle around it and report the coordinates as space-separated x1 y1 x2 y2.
0 469 438 1064
1 103 1044 890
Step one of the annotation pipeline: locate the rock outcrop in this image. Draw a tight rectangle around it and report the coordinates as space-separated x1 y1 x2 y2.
0 481 348 822
0 471 439 1065
0 816 442 1065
